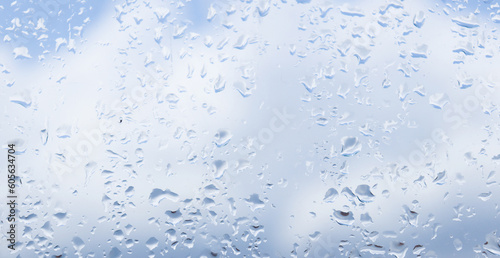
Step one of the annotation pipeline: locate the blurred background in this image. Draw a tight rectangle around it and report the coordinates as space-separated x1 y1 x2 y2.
1 0 500 257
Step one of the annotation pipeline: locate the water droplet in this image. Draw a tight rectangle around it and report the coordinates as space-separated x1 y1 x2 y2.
149 188 179 206
411 44 429 58
451 15 479 28
429 93 449 109
40 129 48 145
453 238 463 251
72 237 85 252
211 160 228 179
207 5 217 22
300 77 317 93
413 11 426 28
478 192 492 201
341 137 362 156
323 188 338 203
146 237 159 250
388 241 407 258
10 90 32 108
340 4 364 17
360 212 373 226
245 194 265 211
13 47 32 59
433 171 446 185
355 185 374 202
316 117 328 126
214 74 226 93
233 81 256 97
165 209 183 225
165 93 179 103
113 230 124 241
154 7 170 23
333 210 354 226
109 247 122 258
56 125 72 138
233 35 249 50
214 129 232 147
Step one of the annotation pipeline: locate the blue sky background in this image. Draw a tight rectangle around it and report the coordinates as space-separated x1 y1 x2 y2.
1 0 500 257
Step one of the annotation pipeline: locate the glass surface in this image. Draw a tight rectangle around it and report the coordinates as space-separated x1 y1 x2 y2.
1 0 500 257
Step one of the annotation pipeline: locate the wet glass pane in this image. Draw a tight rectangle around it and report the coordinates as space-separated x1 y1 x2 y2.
1 0 500 257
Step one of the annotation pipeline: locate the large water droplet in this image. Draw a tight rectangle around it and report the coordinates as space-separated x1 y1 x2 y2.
355 185 375 202
214 129 232 147
341 137 362 156
333 210 354 226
